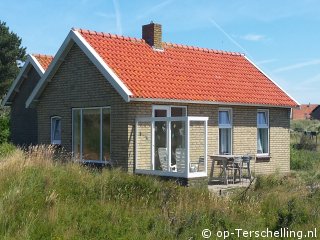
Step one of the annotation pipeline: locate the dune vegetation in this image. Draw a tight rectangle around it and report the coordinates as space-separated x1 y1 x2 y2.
0 144 319 239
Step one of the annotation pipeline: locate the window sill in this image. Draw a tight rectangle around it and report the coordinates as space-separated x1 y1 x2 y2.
80 160 114 168
256 155 271 162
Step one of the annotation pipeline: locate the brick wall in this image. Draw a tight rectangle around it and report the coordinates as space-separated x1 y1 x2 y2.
129 103 291 175
142 23 162 49
34 42 290 176
36 43 130 170
10 66 39 146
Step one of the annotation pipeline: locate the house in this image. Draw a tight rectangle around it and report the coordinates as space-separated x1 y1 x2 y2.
292 104 320 120
5 23 299 184
1 54 53 145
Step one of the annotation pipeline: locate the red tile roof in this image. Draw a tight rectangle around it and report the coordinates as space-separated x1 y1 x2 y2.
292 104 319 120
32 54 53 70
75 28 298 107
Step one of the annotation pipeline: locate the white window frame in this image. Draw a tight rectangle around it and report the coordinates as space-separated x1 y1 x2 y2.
257 109 269 156
218 108 233 155
71 106 111 163
51 116 62 145
152 105 187 117
151 105 187 170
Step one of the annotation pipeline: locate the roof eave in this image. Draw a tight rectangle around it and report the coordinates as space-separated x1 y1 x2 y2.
244 56 300 108
130 97 298 109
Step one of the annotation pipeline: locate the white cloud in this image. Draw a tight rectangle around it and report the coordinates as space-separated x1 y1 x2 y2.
256 59 277 65
208 18 251 57
273 59 320 73
241 34 266 41
112 0 122 35
137 0 173 20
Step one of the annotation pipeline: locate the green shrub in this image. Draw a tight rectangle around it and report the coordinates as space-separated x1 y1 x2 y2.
291 119 320 132
0 142 16 157
0 108 9 144
294 135 317 151
291 146 320 170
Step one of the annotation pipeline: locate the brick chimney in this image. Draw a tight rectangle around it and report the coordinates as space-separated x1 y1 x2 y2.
142 22 162 49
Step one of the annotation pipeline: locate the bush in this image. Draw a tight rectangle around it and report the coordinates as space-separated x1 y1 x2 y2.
291 119 320 132
293 135 317 151
0 142 16 157
0 107 10 144
291 146 320 171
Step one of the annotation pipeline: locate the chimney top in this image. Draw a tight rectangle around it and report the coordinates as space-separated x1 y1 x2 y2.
142 22 162 50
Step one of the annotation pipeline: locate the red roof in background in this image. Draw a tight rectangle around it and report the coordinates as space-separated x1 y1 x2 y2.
76 29 298 107
292 104 319 120
32 54 53 71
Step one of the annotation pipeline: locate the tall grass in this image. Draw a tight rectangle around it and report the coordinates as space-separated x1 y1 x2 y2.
0 146 319 239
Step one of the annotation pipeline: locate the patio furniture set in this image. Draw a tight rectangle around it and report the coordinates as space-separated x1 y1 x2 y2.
209 154 253 185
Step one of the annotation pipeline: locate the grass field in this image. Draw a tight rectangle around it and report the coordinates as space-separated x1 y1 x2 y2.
0 145 319 239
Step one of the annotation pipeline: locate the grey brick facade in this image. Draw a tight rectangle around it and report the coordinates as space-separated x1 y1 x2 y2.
10 67 39 146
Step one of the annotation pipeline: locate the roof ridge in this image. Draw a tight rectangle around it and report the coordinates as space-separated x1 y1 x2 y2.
31 53 54 58
163 42 244 56
72 28 145 43
73 27 244 56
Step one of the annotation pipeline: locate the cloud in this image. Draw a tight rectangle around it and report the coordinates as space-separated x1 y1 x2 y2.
241 34 266 41
112 0 122 35
273 59 320 73
208 18 251 57
137 0 173 20
256 59 278 65
296 73 320 87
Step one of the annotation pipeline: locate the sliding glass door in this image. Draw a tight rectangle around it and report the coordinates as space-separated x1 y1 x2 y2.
72 107 111 162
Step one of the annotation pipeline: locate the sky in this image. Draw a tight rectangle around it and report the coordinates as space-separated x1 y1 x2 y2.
1 0 320 104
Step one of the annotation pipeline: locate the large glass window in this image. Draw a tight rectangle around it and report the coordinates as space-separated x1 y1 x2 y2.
51 116 61 145
218 109 232 155
152 106 187 171
257 110 269 154
72 107 111 162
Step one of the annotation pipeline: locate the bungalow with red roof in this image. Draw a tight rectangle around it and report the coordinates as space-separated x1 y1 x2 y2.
292 104 320 120
2 54 53 145
4 23 299 184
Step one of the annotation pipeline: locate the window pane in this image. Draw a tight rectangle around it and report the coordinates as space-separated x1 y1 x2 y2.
102 108 111 161
257 128 268 154
171 107 186 117
257 112 267 125
171 121 185 172
219 111 230 125
154 109 167 117
154 121 167 170
72 110 81 158
53 119 61 140
82 109 100 160
219 128 231 154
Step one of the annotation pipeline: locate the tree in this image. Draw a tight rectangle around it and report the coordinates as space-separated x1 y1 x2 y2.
0 21 26 98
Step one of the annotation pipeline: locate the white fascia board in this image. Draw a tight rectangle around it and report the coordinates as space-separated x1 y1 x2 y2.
29 54 45 75
26 32 75 108
71 30 132 102
244 56 300 108
130 97 296 109
1 54 45 107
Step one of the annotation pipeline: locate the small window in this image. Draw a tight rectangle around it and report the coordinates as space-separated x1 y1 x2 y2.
218 109 232 155
257 110 269 155
51 116 61 145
